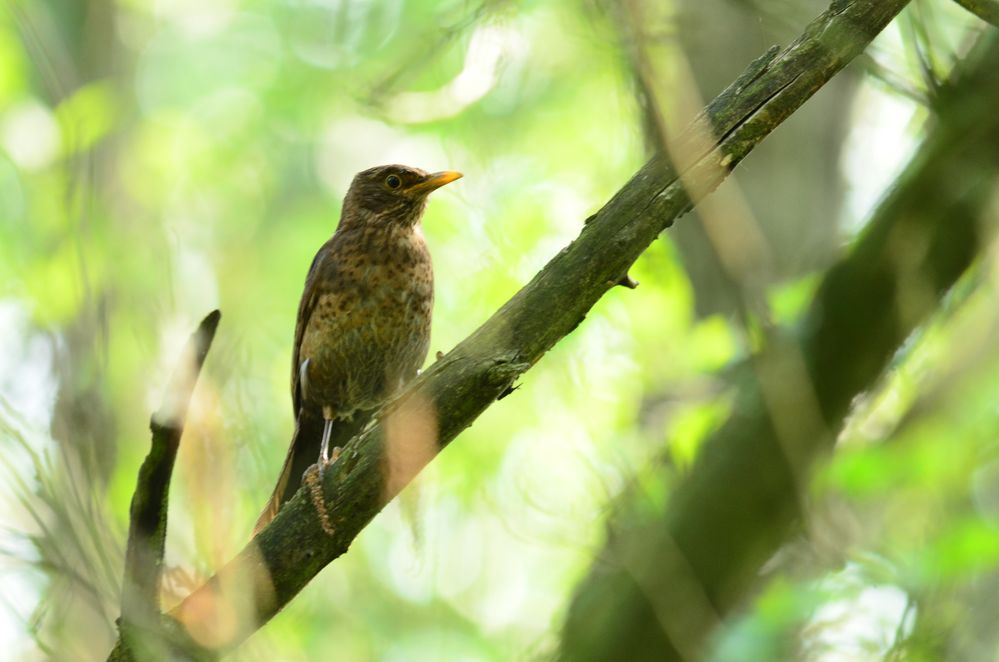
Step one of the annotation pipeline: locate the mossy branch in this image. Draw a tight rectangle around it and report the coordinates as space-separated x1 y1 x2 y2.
107 0 912 657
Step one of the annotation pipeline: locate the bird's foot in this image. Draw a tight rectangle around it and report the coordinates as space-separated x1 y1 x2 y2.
303 450 341 538
318 445 343 475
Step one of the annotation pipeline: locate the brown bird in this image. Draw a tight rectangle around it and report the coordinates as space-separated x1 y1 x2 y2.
255 164 462 533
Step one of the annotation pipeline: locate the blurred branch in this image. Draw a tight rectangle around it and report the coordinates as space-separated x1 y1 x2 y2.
858 52 930 104
365 0 512 105
559 32 999 661
952 0 999 26
105 0 910 656
111 311 220 660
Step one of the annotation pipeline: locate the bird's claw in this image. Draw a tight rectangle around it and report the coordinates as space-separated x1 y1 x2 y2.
304 457 338 538
315 445 343 479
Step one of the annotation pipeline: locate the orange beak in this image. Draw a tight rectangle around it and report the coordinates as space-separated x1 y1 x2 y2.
408 170 463 195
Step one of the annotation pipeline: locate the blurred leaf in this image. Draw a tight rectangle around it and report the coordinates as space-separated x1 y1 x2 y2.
54 80 119 156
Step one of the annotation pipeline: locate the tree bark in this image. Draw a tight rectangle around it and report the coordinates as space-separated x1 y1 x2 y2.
107 0 914 657
109 312 219 660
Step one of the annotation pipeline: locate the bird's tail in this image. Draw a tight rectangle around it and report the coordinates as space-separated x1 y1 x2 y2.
253 409 324 535
253 408 374 535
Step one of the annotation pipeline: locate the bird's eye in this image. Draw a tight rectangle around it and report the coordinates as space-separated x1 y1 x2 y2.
385 174 402 189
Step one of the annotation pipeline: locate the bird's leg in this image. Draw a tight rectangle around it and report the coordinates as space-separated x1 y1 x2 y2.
317 405 343 475
319 410 333 469
304 405 340 537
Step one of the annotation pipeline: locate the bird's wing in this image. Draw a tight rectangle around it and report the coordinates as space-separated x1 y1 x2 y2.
257 238 338 534
290 238 335 415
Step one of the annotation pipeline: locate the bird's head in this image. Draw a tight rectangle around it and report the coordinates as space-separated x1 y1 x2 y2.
342 164 462 229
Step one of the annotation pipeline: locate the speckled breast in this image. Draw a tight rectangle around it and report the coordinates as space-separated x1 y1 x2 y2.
298 226 433 419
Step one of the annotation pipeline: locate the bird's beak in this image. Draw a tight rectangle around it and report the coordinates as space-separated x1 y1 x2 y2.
409 170 463 195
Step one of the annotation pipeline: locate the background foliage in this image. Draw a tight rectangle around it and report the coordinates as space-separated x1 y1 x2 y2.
0 0 994 659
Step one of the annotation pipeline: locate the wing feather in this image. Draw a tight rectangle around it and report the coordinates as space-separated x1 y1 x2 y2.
290 238 335 414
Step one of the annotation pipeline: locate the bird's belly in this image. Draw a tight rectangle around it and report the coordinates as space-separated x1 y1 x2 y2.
300 288 431 417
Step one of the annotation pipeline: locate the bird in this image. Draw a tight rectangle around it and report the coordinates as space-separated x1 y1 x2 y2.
254 164 462 534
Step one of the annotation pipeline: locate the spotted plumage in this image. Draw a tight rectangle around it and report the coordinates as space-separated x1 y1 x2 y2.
255 164 461 533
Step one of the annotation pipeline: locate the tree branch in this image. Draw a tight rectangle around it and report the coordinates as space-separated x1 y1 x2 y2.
952 0 999 27
559 32 999 661
107 0 912 656
112 310 220 659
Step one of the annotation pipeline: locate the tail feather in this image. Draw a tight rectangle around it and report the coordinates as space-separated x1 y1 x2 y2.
253 410 323 535
253 408 374 535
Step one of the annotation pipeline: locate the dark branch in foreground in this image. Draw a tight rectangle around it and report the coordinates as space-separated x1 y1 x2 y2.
560 32 999 661
112 310 220 659
107 0 910 657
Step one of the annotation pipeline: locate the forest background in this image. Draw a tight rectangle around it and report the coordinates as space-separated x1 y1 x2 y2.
0 0 997 659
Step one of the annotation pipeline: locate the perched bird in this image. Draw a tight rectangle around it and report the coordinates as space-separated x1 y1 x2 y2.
255 164 462 534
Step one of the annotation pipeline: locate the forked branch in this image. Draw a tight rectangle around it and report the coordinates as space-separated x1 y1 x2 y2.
108 0 913 657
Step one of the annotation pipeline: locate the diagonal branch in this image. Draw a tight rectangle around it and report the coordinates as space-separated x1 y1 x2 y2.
107 0 911 657
952 0 999 27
